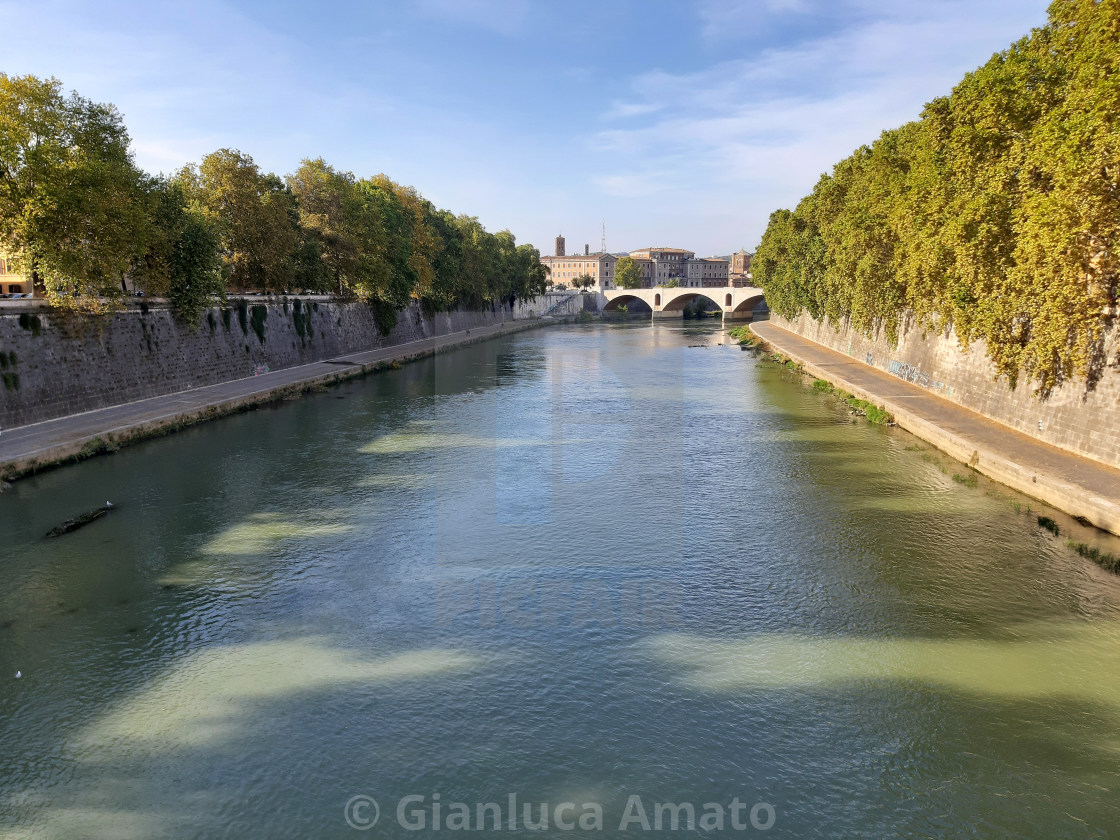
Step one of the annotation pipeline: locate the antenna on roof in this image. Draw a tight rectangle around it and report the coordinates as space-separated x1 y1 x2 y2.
601 219 606 254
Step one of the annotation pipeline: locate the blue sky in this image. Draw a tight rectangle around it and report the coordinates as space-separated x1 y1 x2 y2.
2 0 1047 256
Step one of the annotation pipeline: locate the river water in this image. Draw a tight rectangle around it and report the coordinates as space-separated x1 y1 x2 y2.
2 322 1120 838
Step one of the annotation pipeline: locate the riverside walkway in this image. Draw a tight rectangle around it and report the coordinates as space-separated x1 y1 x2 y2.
0 319 539 479
752 320 1120 536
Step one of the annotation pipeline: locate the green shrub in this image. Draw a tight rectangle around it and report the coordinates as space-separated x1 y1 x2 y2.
1068 540 1120 574
952 472 978 488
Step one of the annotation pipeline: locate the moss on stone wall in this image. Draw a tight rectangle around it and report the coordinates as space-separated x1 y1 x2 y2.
250 305 267 343
17 313 41 336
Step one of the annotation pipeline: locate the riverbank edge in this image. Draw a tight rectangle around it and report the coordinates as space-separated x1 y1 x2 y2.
0 317 567 482
750 320 1120 537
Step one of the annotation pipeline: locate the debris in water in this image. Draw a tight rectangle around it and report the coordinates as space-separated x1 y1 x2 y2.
44 502 116 539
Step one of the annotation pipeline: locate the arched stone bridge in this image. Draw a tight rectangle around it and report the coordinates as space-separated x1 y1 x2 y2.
603 286 766 320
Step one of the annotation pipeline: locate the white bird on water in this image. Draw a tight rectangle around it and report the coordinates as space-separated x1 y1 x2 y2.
15 671 20 679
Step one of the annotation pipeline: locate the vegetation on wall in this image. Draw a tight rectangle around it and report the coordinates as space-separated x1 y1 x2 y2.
0 76 549 332
751 0 1120 392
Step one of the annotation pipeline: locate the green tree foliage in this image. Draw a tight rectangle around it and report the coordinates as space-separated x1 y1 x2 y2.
752 0 1120 392
514 242 550 302
179 149 299 294
614 256 641 289
0 74 149 311
0 76 552 328
286 157 364 295
134 178 223 323
573 273 595 290
285 167 549 331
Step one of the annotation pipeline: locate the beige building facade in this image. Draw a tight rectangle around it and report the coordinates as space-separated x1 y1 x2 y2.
539 251 619 290
538 240 730 292
0 253 31 297
629 247 729 288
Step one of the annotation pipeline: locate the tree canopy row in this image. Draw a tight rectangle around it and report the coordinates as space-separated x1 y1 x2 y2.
751 0 1119 391
0 75 548 331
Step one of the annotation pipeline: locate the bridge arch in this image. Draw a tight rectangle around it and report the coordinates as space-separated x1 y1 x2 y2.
602 293 652 312
660 291 723 312
730 293 766 316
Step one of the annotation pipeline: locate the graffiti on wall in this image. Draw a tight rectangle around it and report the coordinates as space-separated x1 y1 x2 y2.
888 360 952 396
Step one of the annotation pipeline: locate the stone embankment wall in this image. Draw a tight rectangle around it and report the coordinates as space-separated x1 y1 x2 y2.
773 311 1120 470
0 295 566 429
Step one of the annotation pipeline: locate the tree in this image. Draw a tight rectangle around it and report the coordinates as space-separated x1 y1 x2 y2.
454 214 498 308
516 243 550 299
614 256 641 289
353 176 424 330
573 273 595 291
286 158 362 295
1 74 562 324
133 177 223 322
0 74 150 310
180 149 298 293
421 206 464 311
751 0 1120 391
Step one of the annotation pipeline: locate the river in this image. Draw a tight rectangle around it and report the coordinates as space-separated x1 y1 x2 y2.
2 322 1119 838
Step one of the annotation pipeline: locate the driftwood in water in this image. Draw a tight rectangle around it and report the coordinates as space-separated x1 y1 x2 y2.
44 503 115 538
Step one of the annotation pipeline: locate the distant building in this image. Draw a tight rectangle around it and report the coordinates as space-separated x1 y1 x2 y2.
628 247 728 288
539 241 729 292
539 251 618 290
687 258 731 287
0 253 31 297
730 249 752 277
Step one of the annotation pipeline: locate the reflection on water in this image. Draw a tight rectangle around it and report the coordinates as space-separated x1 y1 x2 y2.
1 321 1119 839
